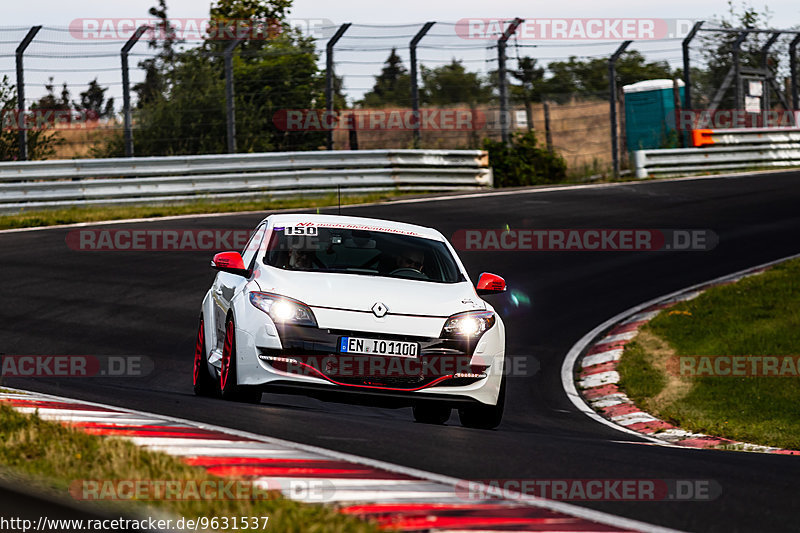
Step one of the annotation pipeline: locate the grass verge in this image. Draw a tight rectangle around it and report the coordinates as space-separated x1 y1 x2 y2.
0 191 417 231
617 258 800 450
0 403 378 532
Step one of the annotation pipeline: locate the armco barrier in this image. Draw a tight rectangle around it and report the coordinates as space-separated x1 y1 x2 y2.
0 149 492 213
632 127 800 178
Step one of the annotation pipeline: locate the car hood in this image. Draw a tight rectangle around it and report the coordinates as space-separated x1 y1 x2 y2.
256 268 484 317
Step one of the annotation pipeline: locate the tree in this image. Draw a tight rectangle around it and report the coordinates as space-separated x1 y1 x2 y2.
328 72 347 110
695 1 778 109
421 60 492 106
511 57 545 101
540 52 674 102
360 48 412 107
206 0 329 151
208 0 292 56
209 0 291 23
131 50 226 156
616 52 675 88
32 78 71 111
0 76 61 161
538 59 581 100
133 0 180 108
94 0 327 157
232 31 327 151
510 56 545 129
74 79 115 119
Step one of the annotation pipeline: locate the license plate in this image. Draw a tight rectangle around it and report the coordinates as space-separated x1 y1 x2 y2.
339 337 419 358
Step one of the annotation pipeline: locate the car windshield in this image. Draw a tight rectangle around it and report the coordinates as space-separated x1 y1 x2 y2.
264 225 464 283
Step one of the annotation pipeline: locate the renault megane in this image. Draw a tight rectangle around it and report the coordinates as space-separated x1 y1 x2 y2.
193 214 507 428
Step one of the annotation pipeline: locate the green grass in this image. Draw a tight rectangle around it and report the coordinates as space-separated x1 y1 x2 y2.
617 258 800 450
616 340 666 400
0 404 379 532
0 191 416 230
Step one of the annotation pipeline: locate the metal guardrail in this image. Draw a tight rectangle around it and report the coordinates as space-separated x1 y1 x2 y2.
632 128 800 178
0 149 491 213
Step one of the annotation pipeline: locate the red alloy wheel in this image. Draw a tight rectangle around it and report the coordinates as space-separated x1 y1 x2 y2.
220 320 235 391
193 320 205 386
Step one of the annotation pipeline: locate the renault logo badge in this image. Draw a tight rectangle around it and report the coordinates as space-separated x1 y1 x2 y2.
371 302 388 317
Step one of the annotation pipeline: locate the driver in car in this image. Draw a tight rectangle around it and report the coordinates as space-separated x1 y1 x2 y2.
288 249 314 270
395 247 425 273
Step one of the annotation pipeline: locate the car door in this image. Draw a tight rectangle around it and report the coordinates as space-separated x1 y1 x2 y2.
212 223 267 351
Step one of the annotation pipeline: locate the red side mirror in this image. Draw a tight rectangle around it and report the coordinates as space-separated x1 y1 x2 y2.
211 251 248 276
476 272 506 295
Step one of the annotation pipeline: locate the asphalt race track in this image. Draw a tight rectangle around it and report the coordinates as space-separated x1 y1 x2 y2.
3 171 800 532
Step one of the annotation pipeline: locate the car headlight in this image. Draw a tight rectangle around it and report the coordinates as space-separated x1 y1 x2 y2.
249 292 317 327
441 310 495 338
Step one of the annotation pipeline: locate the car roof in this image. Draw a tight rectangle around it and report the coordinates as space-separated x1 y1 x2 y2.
262 214 445 241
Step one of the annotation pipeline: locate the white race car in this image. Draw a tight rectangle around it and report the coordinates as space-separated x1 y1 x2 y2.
193 214 507 428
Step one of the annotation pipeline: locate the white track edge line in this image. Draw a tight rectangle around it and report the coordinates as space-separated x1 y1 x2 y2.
2 386 684 533
561 251 800 447
0 168 791 235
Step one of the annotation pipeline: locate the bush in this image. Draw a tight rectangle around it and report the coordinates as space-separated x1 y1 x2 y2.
0 75 62 161
89 130 125 158
483 131 567 187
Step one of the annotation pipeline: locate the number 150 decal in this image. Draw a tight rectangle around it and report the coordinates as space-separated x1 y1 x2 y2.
285 225 318 236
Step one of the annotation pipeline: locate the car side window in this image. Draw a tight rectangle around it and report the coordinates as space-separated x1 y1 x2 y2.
241 224 267 270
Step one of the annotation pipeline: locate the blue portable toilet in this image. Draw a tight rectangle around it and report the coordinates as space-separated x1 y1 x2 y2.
623 79 685 151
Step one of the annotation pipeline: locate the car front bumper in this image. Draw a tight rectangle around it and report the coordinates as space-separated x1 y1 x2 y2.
233 306 506 406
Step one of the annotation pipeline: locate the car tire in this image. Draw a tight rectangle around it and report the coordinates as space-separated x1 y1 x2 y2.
219 317 262 404
458 374 506 430
193 317 218 397
412 402 452 424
